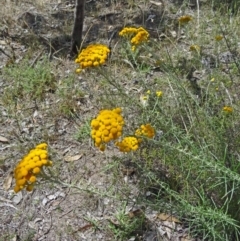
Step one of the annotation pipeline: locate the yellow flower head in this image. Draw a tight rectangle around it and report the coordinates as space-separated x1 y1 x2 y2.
119 27 138 37
190 45 200 53
178 15 193 24
91 108 125 151
13 143 52 193
223 106 233 113
215 35 223 41
156 91 163 97
75 44 110 72
131 46 136 52
119 27 149 51
135 124 155 139
115 136 140 152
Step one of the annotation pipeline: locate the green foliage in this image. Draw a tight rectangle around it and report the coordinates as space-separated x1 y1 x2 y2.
211 0 240 14
55 74 85 117
2 57 55 101
75 121 91 142
108 203 146 240
91 6 240 240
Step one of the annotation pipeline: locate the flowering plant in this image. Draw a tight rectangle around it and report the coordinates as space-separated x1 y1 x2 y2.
119 27 149 51
91 108 124 151
13 143 52 193
91 108 155 153
178 15 193 25
75 44 110 73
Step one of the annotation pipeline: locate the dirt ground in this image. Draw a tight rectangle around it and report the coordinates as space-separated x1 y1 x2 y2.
0 0 203 240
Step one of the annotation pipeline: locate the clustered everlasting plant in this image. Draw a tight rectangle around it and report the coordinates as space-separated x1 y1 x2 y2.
115 136 140 152
8 7 240 238
91 108 155 152
178 15 193 24
141 90 163 107
156 91 163 97
135 124 155 139
189 44 200 53
13 143 52 193
223 106 233 113
90 108 124 151
119 27 149 51
215 35 223 41
75 44 110 73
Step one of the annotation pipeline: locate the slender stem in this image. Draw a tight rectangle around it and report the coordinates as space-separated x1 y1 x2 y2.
40 167 117 199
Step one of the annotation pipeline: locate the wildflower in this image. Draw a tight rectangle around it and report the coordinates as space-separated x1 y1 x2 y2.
215 35 223 41
135 124 155 138
156 91 163 97
131 46 136 52
131 28 149 45
155 60 162 67
115 136 140 152
75 44 110 72
119 27 138 37
143 96 148 100
75 68 82 74
223 106 233 113
119 27 149 51
178 15 193 24
13 143 52 193
190 45 200 53
210 78 215 82
91 108 124 151
146 90 151 95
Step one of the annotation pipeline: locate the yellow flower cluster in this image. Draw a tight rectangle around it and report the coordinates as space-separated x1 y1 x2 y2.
190 45 200 53
115 137 140 152
223 106 233 113
119 27 149 51
13 143 52 193
178 15 193 24
75 44 110 73
141 90 163 106
135 124 155 138
114 124 155 152
156 91 163 97
91 108 124 151
215 35 223 41
91 108 155 152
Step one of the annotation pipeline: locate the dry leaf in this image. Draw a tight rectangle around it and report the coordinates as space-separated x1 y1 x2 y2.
150 0 163 6
164 220 176 239
121 167 135 176
108 218 120 226
64 154 83 162
169 30 177 38
128 209 144 218
0 136 9 143
77 223 93 232
181 234 194 241
0 40 7 45
12 192 22 204
3 172 13 191
157 213 181 223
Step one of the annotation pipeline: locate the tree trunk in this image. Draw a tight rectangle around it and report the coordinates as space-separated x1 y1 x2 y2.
71 0 85 55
